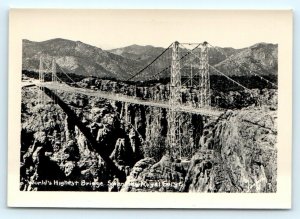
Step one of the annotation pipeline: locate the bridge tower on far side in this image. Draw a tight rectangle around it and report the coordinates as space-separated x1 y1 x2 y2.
51 57 58 104
51 58 57 83
39 56 45 83
38 55 45 104
168 41 182 157
199 42 210 107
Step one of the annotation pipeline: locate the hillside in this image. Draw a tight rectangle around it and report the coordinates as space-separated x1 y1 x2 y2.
22 38 278 81
22 38 143 80
214 43 278 76
110 42 278 77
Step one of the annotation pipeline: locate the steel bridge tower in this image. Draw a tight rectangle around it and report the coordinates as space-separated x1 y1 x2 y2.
199 42 210 107
168 41 210 157
168 41 182 157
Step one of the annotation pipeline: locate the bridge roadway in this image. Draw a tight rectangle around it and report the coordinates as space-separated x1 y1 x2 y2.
23 81 223 117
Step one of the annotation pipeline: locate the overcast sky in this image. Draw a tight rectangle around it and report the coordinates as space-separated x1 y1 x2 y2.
12 9 288 50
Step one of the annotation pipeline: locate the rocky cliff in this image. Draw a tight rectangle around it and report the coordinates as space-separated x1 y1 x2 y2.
20 83 277 192
121 108 277 193
183 109 277 192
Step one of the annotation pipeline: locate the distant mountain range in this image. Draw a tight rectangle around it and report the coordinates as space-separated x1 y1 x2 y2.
22 38 143 80
109 44 166 64
22 38 278 80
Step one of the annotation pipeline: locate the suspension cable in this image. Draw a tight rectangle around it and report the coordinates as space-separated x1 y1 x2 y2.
56 64 77 84
53 74 70 85
180 43 252 92
127 42 174 81
209 65 252 92
148 42 203 81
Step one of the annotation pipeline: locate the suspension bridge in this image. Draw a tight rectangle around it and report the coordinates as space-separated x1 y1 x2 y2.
22 40 276 176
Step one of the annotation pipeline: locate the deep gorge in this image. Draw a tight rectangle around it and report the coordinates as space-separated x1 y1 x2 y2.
20 81 277 192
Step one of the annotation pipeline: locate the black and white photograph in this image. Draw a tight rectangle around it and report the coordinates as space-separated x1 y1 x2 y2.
8 9 292 208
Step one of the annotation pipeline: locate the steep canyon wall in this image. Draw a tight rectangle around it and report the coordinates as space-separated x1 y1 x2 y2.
20 85 277 192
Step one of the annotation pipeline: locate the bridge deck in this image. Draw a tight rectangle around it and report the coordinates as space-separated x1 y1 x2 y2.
23 81 223 117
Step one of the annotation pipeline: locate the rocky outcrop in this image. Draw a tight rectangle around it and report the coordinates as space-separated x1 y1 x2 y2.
183 109 277 193
121 156 186 192
211 88 277 110
121 157 156 192
110 138 134 166
20 87 144 191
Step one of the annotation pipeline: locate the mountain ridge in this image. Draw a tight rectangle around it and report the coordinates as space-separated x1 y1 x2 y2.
22 38 278 80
